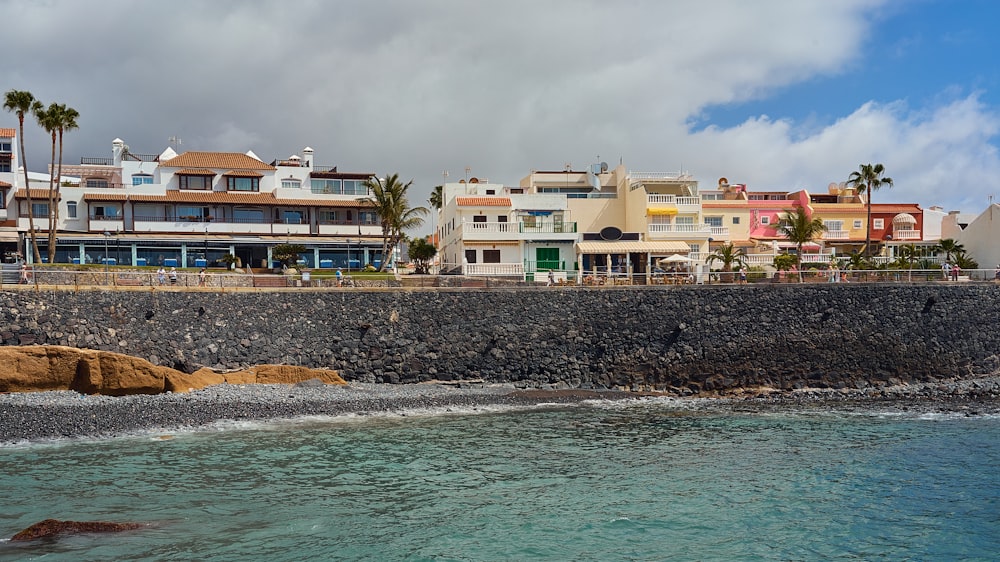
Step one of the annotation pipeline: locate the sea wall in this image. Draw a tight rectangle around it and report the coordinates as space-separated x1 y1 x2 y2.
2 285 998 393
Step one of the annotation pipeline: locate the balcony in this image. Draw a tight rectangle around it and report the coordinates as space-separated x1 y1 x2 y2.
647 194 701 213
464 262 525 277
458 220 578 242
130 215 311 235
894 229 920 240
822 230 850 240
647 223 728 239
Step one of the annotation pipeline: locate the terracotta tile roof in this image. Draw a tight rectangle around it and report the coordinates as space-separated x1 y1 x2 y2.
161 151 275 171
223 170 264 178
871 204 922 213
456 196 511 207
0 180 11 188
0 128 15 137
14 189 59 200
83 193 128 201
174 168 217 176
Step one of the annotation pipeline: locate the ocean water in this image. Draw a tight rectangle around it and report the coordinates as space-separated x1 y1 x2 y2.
1 401 998 561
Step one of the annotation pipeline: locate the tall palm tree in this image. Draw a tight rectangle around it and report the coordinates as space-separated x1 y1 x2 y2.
429 184 443 210
3 89 42 263
846 163 893 259
777 207 828 282
705 242 747 283
49 104 79 264
34 103 61 263
935 238 964 263
362 173 428 271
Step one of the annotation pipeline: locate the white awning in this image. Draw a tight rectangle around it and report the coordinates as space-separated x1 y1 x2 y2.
576 240 690 254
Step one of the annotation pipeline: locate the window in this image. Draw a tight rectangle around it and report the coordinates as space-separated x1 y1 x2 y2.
92 205 119 218
132 174 153 186
234 208 264 223
0 161 9 173
178 206 210 220
472 215 486 228
282 210 304 224
464 249 477 263
704 216 723 227
310 178 369 195
0 141 11 152
67 201 77 219
483 250 501 263
179 175 210 190
227 177 259 192
359 211 377 224
497 216 507 222
873 218 884 229
31 202 49 218
732 216 740 224
486 189 496 195
854 219 863 229
760 216 770 225
318 210 339 223
281 179 301 189
342 179 367 195
86 179 109 188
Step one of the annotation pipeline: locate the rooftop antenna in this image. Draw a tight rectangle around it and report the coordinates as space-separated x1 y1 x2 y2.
442 170 449 182
464 166 471 183
168 136 182 149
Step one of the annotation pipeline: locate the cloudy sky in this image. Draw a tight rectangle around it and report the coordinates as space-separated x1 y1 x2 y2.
5 0 1000 226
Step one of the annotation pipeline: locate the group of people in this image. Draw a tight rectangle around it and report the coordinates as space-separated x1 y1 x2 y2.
942 262 962 282
156 267 179 285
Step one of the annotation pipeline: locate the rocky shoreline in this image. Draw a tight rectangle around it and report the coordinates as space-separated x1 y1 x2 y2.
2 375 998 445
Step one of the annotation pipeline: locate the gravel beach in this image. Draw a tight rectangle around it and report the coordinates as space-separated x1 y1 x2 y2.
2 376 998 445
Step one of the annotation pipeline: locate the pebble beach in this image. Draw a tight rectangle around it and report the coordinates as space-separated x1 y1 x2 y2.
1 376 999 446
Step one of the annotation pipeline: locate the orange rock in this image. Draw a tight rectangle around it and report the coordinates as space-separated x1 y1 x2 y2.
164 367 225 393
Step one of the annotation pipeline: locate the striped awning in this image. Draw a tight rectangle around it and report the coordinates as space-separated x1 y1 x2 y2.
576 240 690 254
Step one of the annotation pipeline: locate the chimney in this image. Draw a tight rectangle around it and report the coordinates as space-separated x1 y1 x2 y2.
302 147 314 171
112 138 126 167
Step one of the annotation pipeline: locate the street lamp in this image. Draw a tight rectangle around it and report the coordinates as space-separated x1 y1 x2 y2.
102 230 111 284
347 238 352 271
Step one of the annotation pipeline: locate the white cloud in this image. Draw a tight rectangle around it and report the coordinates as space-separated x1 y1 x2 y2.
4 0 998 222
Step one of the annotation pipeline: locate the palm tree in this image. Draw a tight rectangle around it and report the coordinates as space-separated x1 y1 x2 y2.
935 238 964 263
429 184 443 210
42 103 78 264
777 207 828 282
362 174 428 271
846 163 893 259
705 242 747 283
3 89 43 263
34 103 62 264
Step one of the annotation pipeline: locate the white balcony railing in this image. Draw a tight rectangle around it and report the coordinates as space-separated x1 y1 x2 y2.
647 224 728 238
894 229 920 240
458 221 520 241
822 230 850 240
647 194 701 206
464 262 525 276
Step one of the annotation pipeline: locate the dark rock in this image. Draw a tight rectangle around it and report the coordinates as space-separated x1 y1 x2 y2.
10 519 145 542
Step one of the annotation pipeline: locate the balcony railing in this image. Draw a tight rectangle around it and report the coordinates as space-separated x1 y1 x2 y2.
80 157 113 166
894 229 920 240
464 262 525 276
822 230 850 240
519 222 577 234
132 215 310 225
648 224 729 237
647 194 700 205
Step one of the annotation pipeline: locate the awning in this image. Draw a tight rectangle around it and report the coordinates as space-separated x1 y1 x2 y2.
0 231 20 242
647 207 678 216
576 240 690 254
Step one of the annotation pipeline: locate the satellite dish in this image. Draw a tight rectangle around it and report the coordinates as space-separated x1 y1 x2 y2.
600 162 609 173
469 177 479 184
718 177 729 186
828 182 839 194
459 179 466 184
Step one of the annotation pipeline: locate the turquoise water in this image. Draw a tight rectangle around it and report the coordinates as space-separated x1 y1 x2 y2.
2 402 999 561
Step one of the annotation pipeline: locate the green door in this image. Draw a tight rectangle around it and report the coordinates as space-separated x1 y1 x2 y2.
536 248 560 271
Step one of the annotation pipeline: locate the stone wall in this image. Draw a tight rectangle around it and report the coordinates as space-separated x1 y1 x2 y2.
2 284 998 392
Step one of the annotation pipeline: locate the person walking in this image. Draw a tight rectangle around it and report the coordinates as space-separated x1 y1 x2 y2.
547 270 555 287
157 267 166 285
198 268 207 286
952 263 960 282
169 267 178 285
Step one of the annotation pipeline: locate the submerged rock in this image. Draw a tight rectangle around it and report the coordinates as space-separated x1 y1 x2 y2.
10 519 145 542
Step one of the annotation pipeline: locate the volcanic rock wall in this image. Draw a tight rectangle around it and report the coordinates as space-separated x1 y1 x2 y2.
1 285 998 392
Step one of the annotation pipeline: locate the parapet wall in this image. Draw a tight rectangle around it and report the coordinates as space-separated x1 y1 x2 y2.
2 285 998 392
